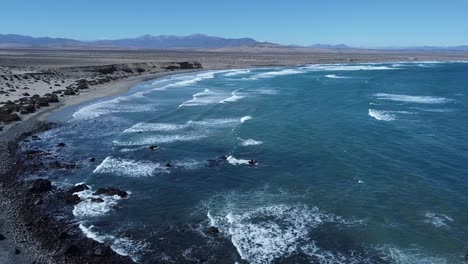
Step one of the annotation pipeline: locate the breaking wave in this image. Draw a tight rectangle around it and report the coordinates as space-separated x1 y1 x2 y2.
374 93 452 104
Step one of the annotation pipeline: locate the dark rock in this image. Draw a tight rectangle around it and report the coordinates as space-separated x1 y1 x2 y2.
22 92 30 96
29 179 52 193
69 184 89 193
31 135 41 140
90 197 104 203
89 157 96 162
63 88 76 96
57 231 68 240
20 104 36 114
60 244 80 255
248 159 259 166
34 97 49 107
180 61 203 69
64 193 81 205
0 112 21 123
57 142 66 147
0 233 5 240
148 145 159 150
76 79 89 89
207 226 220 234
97 65 118 75
165 162 172 168
43 93 59 102
14 248 20 254
93 188 128 198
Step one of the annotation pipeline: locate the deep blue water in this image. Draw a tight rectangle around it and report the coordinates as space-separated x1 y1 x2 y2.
30 62 468 263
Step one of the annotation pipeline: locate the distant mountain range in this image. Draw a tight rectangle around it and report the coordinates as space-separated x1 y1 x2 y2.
0 34 262 49
0 33 467 51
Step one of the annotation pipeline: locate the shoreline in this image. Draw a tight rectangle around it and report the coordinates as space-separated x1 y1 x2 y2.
1 58 468 263
0 68 208 264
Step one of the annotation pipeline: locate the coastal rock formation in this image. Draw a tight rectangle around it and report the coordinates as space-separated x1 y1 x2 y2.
29 178 52 193
164 61 202 70
64 193 81 205
93 188 128 198
69 183 89 193
207 226 220 234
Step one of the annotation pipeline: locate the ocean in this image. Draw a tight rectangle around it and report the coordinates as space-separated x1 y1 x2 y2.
30 62 468 263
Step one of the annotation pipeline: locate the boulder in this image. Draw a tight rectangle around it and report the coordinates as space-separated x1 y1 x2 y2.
34 97 49 107
63 88 76 96
148 145 159 150
64 193 81 205
0 233 5 240
207 226 220 234
57 142 66 147
97 65 118 75
43 93 59 103
69 184 89 193
93 188 128 198
76 79 89 89
89 157 96 162
0 112 20 123
20 104 36 114
29 179 52 193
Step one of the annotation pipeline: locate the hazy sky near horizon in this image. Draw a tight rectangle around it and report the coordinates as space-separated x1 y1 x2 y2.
1 0 468 47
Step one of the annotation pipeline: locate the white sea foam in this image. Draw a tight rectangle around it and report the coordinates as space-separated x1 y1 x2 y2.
223 204 362 264
179 89 228 107
374 93 452 104
219 89 245 103
224 69 251 77
368 109 396 121
255 89 279 95
172 159 204 170
375 245 449 264
423 212 454 228
325 74 350 79
305 64 397 71
73 189 125 218
124 123 187 133
253 69 304 79
113 134 207 146
79 224 146 262
226 155 250 165
187 118 240 127
72 97 154 120
93 157 168 176
240 116 252 123
239 138 263 146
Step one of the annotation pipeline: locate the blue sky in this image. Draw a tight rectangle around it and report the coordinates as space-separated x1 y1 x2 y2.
1 0 467 47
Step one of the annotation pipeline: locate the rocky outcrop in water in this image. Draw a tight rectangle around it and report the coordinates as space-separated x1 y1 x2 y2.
93 188 128 198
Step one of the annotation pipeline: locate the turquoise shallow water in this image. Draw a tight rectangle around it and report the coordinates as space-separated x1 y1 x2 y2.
33 62 467 263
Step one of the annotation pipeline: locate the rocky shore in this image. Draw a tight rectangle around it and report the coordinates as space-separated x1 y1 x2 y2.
0 117 140 263
0 59 206 263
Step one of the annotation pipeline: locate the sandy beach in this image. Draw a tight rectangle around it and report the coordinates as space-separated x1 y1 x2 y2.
1 48 468 264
